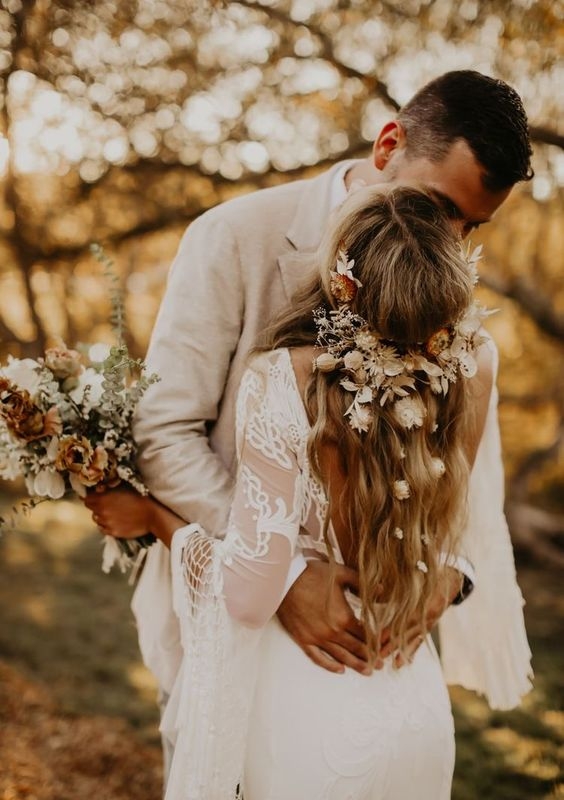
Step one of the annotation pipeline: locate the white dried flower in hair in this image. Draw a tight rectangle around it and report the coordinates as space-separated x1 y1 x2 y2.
355 330 380 350
315 353 339 372
430 457 446 479
416 560 428 574
393 527 404 540
348 404 372 433
393 395 426 430
343 350 364 372
393 480 410 500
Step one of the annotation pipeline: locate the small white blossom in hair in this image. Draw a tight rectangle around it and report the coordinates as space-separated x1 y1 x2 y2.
421 533 430 546
393 395 426 430
430 457 446 479
354 330 380 350
315 352 340 372
348 404 372 433
399 446 406 460
393 480 410 500
416 560 429 574
464 242 483 286
343 350 364 371
393 527 404 540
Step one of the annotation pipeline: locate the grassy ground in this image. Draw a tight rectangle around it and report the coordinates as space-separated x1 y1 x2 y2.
0 497 562 799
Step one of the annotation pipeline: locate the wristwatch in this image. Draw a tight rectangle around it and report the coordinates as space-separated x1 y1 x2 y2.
450 572 475 606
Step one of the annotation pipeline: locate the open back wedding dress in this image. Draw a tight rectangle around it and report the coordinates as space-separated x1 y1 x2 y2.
158 347 531 800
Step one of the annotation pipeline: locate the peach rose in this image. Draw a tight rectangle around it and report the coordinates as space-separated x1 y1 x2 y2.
55 436 94 474
79 445 110 487
1 388 61 441
93 450 121 491
57 439 120 490
44 345 82 381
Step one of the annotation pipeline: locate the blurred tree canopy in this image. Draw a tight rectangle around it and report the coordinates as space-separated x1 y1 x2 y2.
0 0 563 557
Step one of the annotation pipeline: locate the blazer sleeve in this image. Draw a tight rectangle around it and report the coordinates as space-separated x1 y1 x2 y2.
134 210 244 535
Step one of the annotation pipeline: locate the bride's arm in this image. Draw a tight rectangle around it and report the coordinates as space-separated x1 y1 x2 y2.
83 489 184 549
86 362 303 630
85 473 299 631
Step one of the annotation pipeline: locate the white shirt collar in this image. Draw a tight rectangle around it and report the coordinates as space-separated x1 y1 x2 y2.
329 162 351 211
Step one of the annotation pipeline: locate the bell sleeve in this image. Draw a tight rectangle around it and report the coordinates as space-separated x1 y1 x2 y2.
161 352 303 799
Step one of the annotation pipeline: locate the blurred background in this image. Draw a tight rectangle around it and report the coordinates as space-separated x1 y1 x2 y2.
0 0 562 798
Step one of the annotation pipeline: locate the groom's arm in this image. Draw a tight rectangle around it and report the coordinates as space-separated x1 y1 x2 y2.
134 210 242 535
133 208 306 588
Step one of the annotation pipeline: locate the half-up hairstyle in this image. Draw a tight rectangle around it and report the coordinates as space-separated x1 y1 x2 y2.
259 186 478 658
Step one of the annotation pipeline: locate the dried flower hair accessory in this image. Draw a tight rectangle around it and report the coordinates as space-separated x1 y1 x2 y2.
313 244 493 433
329 249 362 304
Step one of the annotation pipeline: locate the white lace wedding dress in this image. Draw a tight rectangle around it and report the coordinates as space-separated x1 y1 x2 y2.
159 347 532 800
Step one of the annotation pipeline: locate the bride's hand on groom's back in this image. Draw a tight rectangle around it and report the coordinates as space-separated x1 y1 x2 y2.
277 560 373 676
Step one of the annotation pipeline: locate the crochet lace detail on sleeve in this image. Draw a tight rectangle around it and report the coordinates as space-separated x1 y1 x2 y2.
161 349 307 800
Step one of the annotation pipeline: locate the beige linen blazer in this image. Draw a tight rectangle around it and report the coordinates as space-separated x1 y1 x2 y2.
135 161 351 534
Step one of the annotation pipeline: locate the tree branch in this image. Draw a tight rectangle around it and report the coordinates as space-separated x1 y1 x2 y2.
1 2 47 350
11 138 371 260
530 125 564 151
235 0 400 110
480 273 564 343
507 502 564 568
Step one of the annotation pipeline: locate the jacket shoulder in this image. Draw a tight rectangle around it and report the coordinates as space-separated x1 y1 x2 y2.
191 175 315 236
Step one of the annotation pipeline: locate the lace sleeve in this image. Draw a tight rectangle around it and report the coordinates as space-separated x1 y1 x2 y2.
161 351 304 800
221 358 303 626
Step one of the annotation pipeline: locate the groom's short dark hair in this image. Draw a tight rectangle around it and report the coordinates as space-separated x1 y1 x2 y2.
398 70 533 191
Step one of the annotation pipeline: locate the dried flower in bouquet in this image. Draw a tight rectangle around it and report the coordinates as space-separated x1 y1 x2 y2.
0 244 159 575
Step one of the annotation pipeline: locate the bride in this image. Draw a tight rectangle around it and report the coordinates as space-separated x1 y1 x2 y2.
86 185 531 799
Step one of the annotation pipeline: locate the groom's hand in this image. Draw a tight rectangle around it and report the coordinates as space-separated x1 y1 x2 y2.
277 560 371 675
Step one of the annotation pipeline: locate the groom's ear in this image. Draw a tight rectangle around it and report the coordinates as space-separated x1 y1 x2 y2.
372 121 406 170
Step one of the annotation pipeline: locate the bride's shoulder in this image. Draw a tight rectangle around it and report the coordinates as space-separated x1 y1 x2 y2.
243 346 313 406
287 346 316 400
240 348 293 395
245 347 289 376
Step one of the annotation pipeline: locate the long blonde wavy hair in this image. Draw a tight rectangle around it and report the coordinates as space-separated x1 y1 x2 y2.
259 185 476 657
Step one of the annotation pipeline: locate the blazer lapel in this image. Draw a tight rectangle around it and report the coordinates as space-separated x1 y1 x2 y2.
277 160 358 301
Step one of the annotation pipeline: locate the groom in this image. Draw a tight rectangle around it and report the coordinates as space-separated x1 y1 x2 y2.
90 69 532 744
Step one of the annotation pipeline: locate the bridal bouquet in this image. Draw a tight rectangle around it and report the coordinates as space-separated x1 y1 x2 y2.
0 247 158 574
